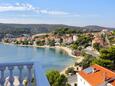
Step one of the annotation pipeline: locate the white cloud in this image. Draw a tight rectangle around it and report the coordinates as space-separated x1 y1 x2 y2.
0 3 70 16
0 3 100 17
0 3 30 12
40 10 69 15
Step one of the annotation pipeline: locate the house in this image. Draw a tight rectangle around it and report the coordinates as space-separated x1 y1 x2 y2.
72 50 81 56
73 35 78 42
67 36 73 44
32 33 48 40
92 34 104 46
77 64 115 86
102 29 108 32
62 36 73 45
55 37 61 46
16 37 27 41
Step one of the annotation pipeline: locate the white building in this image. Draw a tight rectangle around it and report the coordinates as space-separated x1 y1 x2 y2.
73 35 78 42
77 64 115 86
77 73 91 86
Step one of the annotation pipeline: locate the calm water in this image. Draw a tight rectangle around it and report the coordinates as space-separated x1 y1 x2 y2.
0 43 75 71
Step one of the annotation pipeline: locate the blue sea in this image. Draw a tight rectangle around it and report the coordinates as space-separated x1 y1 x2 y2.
0 43 75 71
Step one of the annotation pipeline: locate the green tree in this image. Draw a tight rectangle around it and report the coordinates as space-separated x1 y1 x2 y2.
36 40 45 46
22 40 29 45
71 44 78 50
99 46 115 62
79 53 95 68
48 39 55 46
54 28 77 35
46 70 69 86
74 35 92 47
112 30 115 35
93 43 102 51
91 58 113 69
65 67 75 75
46 70 60 85
54 74 68 86
15 40 20 44
92 46 115 70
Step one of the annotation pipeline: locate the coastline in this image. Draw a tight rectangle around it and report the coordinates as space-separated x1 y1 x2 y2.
0 42 84 74
1 42 83 60
1 42 84 62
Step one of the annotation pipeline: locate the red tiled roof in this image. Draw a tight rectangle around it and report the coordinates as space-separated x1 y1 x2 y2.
78 64 115 86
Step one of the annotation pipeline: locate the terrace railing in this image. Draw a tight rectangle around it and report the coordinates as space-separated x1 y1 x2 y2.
0 62 50 86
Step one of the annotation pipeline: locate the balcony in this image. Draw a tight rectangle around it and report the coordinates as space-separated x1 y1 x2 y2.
0 62 50 86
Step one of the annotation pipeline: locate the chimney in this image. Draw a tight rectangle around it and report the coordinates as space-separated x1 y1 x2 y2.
92 68 97 73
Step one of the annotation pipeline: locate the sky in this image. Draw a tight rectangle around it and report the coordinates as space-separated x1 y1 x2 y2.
0 0 115 27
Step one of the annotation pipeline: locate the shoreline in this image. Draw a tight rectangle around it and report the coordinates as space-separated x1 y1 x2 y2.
1 42 76 57
1 42 83 61
0 42 84 73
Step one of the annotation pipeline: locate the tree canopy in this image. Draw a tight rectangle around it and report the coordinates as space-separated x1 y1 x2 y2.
79 46 115 70
54 28 77 35
92 46 115 70
93 43 102 51
73 35 92 48
46 70 70 86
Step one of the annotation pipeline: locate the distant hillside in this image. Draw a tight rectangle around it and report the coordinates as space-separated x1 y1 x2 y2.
0 23 114 36
84 25 114 31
